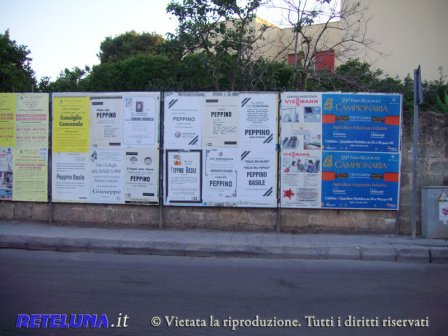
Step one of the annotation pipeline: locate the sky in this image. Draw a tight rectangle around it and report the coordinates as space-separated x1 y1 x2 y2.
0 0 283 81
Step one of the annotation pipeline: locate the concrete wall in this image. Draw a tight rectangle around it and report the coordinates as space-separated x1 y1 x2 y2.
1 111 447 235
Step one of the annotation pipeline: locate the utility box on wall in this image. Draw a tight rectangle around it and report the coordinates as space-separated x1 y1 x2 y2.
421 186 448 238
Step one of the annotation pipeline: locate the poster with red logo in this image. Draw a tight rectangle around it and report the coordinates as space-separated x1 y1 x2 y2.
280 92 322 208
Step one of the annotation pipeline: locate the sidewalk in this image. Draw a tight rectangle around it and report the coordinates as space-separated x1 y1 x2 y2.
1 220 448 264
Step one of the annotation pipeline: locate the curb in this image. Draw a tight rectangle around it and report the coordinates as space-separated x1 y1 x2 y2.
430 248 448 264
396 247 430 263
1 234 447 264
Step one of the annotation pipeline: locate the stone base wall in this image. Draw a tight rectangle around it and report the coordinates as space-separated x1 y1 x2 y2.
1 112 447 235
398 111 448 234
280 209 397 234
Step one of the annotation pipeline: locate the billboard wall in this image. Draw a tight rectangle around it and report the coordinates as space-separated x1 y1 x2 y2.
280 92 402 210
0 93 49 201
52 92 160 204
164 92 278 208
0 91 402 211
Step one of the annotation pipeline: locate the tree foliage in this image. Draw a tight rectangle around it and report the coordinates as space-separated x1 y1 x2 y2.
422 69 448 113
98 31 166 63
166 0 268 90
434 89 448 113
88 54 178 91
0 30 36 92
40 67 90 92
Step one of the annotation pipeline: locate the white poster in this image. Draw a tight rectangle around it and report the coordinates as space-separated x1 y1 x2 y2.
52 152 89 202
203 94 239 148
281 92 322 124
125 148 159 204
203 148 238 205
240 93 277 148
163 92 280 208
165 150 202 204
89 148 124 204
281 150 322 208
90 95 123 147
281 92 322 152
164 92 203 149
123 94 158 146
239 150 277 207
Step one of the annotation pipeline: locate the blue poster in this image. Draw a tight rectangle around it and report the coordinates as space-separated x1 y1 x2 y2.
321 151 400 209
322 94 401 152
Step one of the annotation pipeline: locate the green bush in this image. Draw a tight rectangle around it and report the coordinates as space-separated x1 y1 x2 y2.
40 53 448 115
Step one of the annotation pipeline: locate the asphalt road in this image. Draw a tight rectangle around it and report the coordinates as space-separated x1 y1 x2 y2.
0 249 447 336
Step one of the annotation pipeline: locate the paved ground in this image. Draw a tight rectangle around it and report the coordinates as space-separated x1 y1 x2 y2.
2 249 447 336
1 220 448 263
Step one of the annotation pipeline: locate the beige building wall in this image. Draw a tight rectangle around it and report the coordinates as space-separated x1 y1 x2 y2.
344 0 448 80
255 19 343 67
255 0 448 81
251 17 290 61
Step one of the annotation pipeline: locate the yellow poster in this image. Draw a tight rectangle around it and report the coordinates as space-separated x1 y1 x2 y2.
0 93 17 147
16 93 49 148
53 96 90 152
12 147 48 201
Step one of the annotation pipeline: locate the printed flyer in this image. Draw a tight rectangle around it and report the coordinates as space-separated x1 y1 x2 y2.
90 95 123 147
239 93 277 148
164 93 203 149
239 150 277 208
280 92 323 208
203 94 239 148
321 151 400 209
281 150 322 208
125 148 159 204
280 92 401 210
164 92 279 207
0 93 16 148
322 93 401 152
165 150 202 204
52 152 90 202
0 148 13 200
52 92 160 205
89 148 124 204
123 94 158 146
203 148 238 205
53 96 90 153
16 93 48 148
0 93 49 202
281 92 322 152
12 148 48 201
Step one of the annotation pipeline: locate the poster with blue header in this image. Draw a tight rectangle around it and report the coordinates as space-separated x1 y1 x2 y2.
321 151 400 210
322 94 401 152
